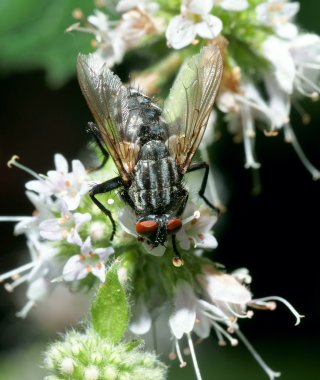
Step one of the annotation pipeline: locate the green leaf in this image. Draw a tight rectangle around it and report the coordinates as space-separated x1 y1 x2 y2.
91 260 130 344
124 339 143 352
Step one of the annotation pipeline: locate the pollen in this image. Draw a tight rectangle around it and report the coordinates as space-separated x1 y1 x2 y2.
95 262 102 269
65 180 72 188
79 254 86 261
264 130 279 137
172 257 184 267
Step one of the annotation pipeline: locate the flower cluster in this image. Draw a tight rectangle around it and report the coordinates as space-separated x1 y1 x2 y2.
43 329 167 380
123 250 303 380
0 153 218 317
0 154 113 317
69 0 320 180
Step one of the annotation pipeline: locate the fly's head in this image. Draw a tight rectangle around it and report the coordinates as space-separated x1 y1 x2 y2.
135 214 182 247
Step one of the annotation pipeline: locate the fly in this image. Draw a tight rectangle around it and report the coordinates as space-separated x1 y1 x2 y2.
77 45 223 266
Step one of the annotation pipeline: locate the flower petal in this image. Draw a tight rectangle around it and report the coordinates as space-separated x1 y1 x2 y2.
166 16 196 49
169 281 197 339
196 15 222 39
130 296 152 335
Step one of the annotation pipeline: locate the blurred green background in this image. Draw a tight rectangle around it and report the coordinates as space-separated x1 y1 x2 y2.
0 1 320 379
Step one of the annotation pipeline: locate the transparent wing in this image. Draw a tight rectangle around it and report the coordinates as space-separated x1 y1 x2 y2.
163 45 223 173
77 54 139 182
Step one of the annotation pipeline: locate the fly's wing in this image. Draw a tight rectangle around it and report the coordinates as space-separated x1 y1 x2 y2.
77 54 139 182
163 45 223 173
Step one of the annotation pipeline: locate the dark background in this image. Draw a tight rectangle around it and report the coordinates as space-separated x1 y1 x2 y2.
0 1 319 379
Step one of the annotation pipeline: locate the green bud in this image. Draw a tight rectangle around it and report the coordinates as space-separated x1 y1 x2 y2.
43 329 167 380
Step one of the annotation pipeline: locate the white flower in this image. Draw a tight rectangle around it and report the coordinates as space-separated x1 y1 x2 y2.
63 237 114 282
0 234 60 318
130 296 152 335
168 268 303 380
169 281 197 340
166 0 222 49
26 153 89 211
118 7 163 47
288 33 320 99
176 202 218 250
40 201 91 245
217 79 280 169
13 190 54 236
215 0 248 12
116 0 159 14
256 0 300 39
68 10 126 67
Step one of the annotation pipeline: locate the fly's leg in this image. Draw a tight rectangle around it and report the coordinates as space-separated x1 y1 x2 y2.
187 161 219 214
170 190 188 267
90 176 123 240
171 234 184 267
87 122 108 171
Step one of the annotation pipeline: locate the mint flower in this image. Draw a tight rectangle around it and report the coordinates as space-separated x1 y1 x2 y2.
26 153 89 211
167 267 303 380
63 237 114 283
40 201 91 245
256 0 300 39
166 0 223 49
44 329 167 380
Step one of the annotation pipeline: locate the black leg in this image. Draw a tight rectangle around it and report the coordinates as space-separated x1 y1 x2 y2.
187 161 219 213
171 234 184 267
176 190 189 216
87 122 108 171
90 176 123 240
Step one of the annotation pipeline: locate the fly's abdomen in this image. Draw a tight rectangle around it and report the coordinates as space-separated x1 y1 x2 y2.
129 141 182 214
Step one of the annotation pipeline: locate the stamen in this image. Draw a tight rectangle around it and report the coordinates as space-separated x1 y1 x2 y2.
211 321 238 346
0 262 35 283
225 303 251 319
4 273 29 292
235 94 275 130
240 105 261 169
16 300 35 319
251 296 304 326
175 339 187 368
284 124 320 180
235 330 281 380
292 99 311 125
203 310 228 323
0 216 30 222
7 155 44 181
295 72 320 99
187 333 203 380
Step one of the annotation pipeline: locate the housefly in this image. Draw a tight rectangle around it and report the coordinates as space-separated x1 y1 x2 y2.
77 45 223 266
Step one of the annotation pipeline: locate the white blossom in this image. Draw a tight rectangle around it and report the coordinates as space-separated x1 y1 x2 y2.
130 296 152 335
116 0 159 14
176 202 218 250
63 237 114 282
215 0 248 12
166 0 222 49
0 234 60 318
256 0 300 39
40 201 91 245
168 268 303 380
26 153 89 211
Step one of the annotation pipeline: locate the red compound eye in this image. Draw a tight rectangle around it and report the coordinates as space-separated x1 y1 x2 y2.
136 220 158 234
167 218 182 232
